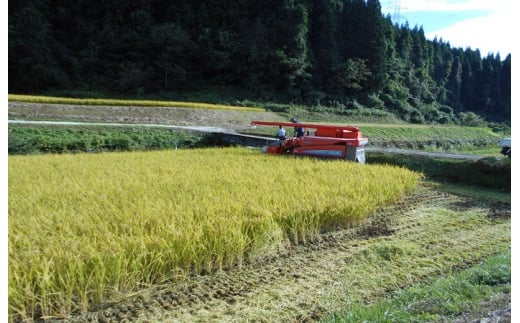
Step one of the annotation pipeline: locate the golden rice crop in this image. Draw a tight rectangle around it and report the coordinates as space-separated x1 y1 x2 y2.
8 147 421 320
8 94 265 112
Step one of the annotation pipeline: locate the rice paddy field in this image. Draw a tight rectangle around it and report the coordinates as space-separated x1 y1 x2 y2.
8 94 265 112
8 147 421 321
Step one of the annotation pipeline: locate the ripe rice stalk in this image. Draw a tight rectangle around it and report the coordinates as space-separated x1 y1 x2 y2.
8 147 421 320
8 94 265 112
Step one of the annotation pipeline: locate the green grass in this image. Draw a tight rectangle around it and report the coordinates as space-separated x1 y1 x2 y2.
8 124 204 154
326 250 510 322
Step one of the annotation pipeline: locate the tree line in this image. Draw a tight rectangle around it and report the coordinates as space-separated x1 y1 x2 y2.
9 0 511 123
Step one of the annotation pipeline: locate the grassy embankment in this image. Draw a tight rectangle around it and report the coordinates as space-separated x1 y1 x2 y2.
361 124 503 154
8 147 420 321
8 125 204 154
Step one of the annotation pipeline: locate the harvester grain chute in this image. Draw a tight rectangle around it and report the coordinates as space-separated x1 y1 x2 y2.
251 120 369 163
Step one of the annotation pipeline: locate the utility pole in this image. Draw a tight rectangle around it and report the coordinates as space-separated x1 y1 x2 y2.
393 0 401 25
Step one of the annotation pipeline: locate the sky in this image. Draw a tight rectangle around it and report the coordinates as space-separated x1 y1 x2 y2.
379 0 514 57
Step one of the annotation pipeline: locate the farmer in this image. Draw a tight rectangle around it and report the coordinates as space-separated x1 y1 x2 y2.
290 118 305 138
276 125 286 141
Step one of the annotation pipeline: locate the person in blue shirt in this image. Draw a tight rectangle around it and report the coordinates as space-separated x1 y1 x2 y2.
276 125 286 140
290 118 305 138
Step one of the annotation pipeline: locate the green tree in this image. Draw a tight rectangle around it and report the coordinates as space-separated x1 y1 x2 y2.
499 54 511 121
7 0 511 124
9 2 69 93
326 58 372 95
447 54 463 112
309 0 342 90
149 23 194 90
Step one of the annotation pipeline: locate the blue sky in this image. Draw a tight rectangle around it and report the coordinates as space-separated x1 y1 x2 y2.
379 0 513 57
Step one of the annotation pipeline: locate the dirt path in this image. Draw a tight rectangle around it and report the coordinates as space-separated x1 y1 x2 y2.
64 185 510 323
8 102 282 132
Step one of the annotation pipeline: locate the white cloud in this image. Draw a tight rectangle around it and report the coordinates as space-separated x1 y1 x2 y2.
425 8 513 56
398 0 506 13
382 0 509 14
382 0 514 56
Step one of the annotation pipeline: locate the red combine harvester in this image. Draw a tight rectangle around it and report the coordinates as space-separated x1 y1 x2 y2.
251 120 369 163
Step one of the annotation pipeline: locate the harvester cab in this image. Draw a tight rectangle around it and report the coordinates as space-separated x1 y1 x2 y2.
251 120 369 163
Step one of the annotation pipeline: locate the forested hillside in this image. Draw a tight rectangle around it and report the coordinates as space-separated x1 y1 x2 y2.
8 0 511 123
